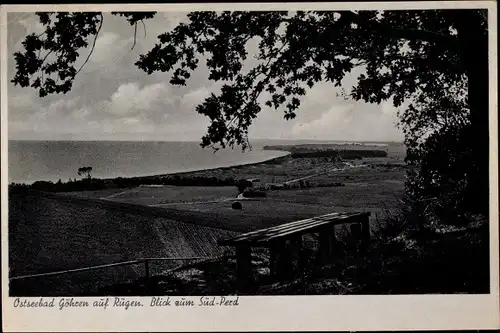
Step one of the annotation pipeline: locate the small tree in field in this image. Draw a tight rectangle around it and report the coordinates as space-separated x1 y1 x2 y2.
77 166 93 180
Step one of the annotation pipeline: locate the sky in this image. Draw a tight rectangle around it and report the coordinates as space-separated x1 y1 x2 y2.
6 12 404 143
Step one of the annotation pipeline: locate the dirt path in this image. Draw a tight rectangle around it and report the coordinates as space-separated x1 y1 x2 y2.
100 188 138 200
283 163 368 185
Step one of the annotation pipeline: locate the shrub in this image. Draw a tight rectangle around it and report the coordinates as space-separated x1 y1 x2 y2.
231 201 242 210
405 123 486 226
317 182 345 188
235 179 253 194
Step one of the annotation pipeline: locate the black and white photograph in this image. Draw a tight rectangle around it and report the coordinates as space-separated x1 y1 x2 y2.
1 2 498 331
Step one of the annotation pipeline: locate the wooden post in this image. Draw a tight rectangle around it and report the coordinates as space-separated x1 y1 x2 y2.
269 239 293 280
350 223 362 241
290 235 304 275
144 260 150 280
269 242 278 278
236 245 252 292
317 225 336 264
270 239 284 279
350 223 362 253
361 214 371 246
144 259 151 294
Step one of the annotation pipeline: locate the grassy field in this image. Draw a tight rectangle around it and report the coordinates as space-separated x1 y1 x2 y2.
76 158 406 230
102 185 238 205
268 179 404 209
161 200 341 227
62 164 405 232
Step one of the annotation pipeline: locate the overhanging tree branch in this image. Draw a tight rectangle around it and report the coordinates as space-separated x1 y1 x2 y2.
76 13 104 75
131 22 138 50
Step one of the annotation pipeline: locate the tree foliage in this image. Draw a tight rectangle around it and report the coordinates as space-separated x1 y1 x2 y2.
11 9 490 218
12 10 487 148
77 166 92 179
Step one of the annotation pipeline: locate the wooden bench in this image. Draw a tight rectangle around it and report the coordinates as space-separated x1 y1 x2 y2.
218 211 371 289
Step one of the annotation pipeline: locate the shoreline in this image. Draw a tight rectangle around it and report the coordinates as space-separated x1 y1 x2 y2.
133 152 290 180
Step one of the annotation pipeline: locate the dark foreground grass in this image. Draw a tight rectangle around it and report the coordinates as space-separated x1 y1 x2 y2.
8 191 238 296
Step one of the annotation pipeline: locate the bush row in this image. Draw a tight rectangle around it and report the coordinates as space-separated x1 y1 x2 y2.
260 180 345 191
290 149 387 159
9 175 239 193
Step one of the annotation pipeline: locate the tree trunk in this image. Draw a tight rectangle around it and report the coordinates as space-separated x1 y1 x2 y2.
455 9 489 216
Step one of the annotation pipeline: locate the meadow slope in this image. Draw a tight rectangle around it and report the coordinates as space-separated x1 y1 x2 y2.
8 192 238 295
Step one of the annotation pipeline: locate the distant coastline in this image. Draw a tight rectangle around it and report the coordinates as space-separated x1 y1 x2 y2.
100 151 291 182
8 140 401 185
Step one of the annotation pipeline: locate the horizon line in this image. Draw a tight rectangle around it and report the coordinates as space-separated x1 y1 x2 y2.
8 138 404 143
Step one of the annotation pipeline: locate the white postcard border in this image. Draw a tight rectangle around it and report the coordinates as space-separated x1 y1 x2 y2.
1 2 498 332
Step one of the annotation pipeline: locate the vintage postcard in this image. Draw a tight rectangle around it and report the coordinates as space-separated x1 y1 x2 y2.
1 2 499 332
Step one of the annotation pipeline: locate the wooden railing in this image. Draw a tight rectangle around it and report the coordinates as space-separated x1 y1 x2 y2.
9 256 219 296
9 256 209 282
